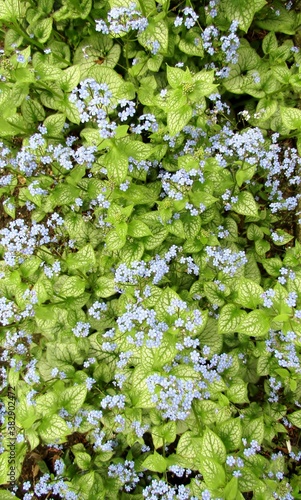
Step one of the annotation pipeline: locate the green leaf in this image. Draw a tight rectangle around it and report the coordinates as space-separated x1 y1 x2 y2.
218 418 242 451
218 304 247 334
73 451 91 470
255 238 270 256
202 427 227 464
262 31 278 54
198 318 223 354
204 282 226 307
227 379 249 404
0 453 9 486
16 400 38 429
272 229 294 246
236 163 256 187
43 113 66 136
237 310 270 337
66 244 96 272
221 0 267 32
59 65 81 92
231 192 258 217
237 278 263 309
280 106 301 130
38 415 71 444
288 410 301 428
178 29 204 57
35 390 59 417
34 17 53 42
167 105 192 136
199 457 226 489
177 431 203 469
60 276 86 297
138 19 169 54
243 417 265 443
224 477 238 500
95 276 116 298
119 241 144 264
256 0 300 34
106 228 127 251
247 223 264 241
182 214 201 239
0 0 25 21
142 452 167 473
128 219 152 238
143 227 168 250
166 65 191 89
21 98 45 123
104 146 128 183
60 384 87 414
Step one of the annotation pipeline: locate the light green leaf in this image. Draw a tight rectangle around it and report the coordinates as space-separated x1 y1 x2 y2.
218 418 242 451
60 384 87 414
95 276 116 298
237 310 270 337
199 457 226 489
218 304 247 334
280 106 301 130
74 451 91 470
127 219 152 238
272 229 294 246
144 227 168 250
119 241 144 264
224 477 238 500
16 400 38 429
104 146 128 183
167 105 192 136
0 453 9 486
262 31 278 54
288 410 301 428
138 19 169 54
26 429 40 451
243 417 264 443
232 192 258 217
142 452 167 473
178 29 204 57
236 163 256 187
38 415 71 443
43 113 66 136
35 392 58 417
66 244 96 271
227 379 249 404
202 427 227 464
60 276 86 297
237 278 263 309
34 17 53 43
177 431 203 469
0 0 25 21
166 65 191 88
59 65 81 92
198 318 223 355
221 0 267 32
255 238 270 256
21 98 45 123
247 224 264 241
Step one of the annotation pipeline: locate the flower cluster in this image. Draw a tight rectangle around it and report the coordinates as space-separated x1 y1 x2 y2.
0 218 56 266
95 3 148 36
142 479 193 500
108 460 141 492
205 246 248 274
174 7 199 29
69 79 117 138
266 330 301 373
159 167 204 200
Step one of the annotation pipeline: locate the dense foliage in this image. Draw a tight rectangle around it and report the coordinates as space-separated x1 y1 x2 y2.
1 0 301 498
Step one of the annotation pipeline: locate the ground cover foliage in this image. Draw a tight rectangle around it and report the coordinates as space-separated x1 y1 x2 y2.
1 0 301 498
